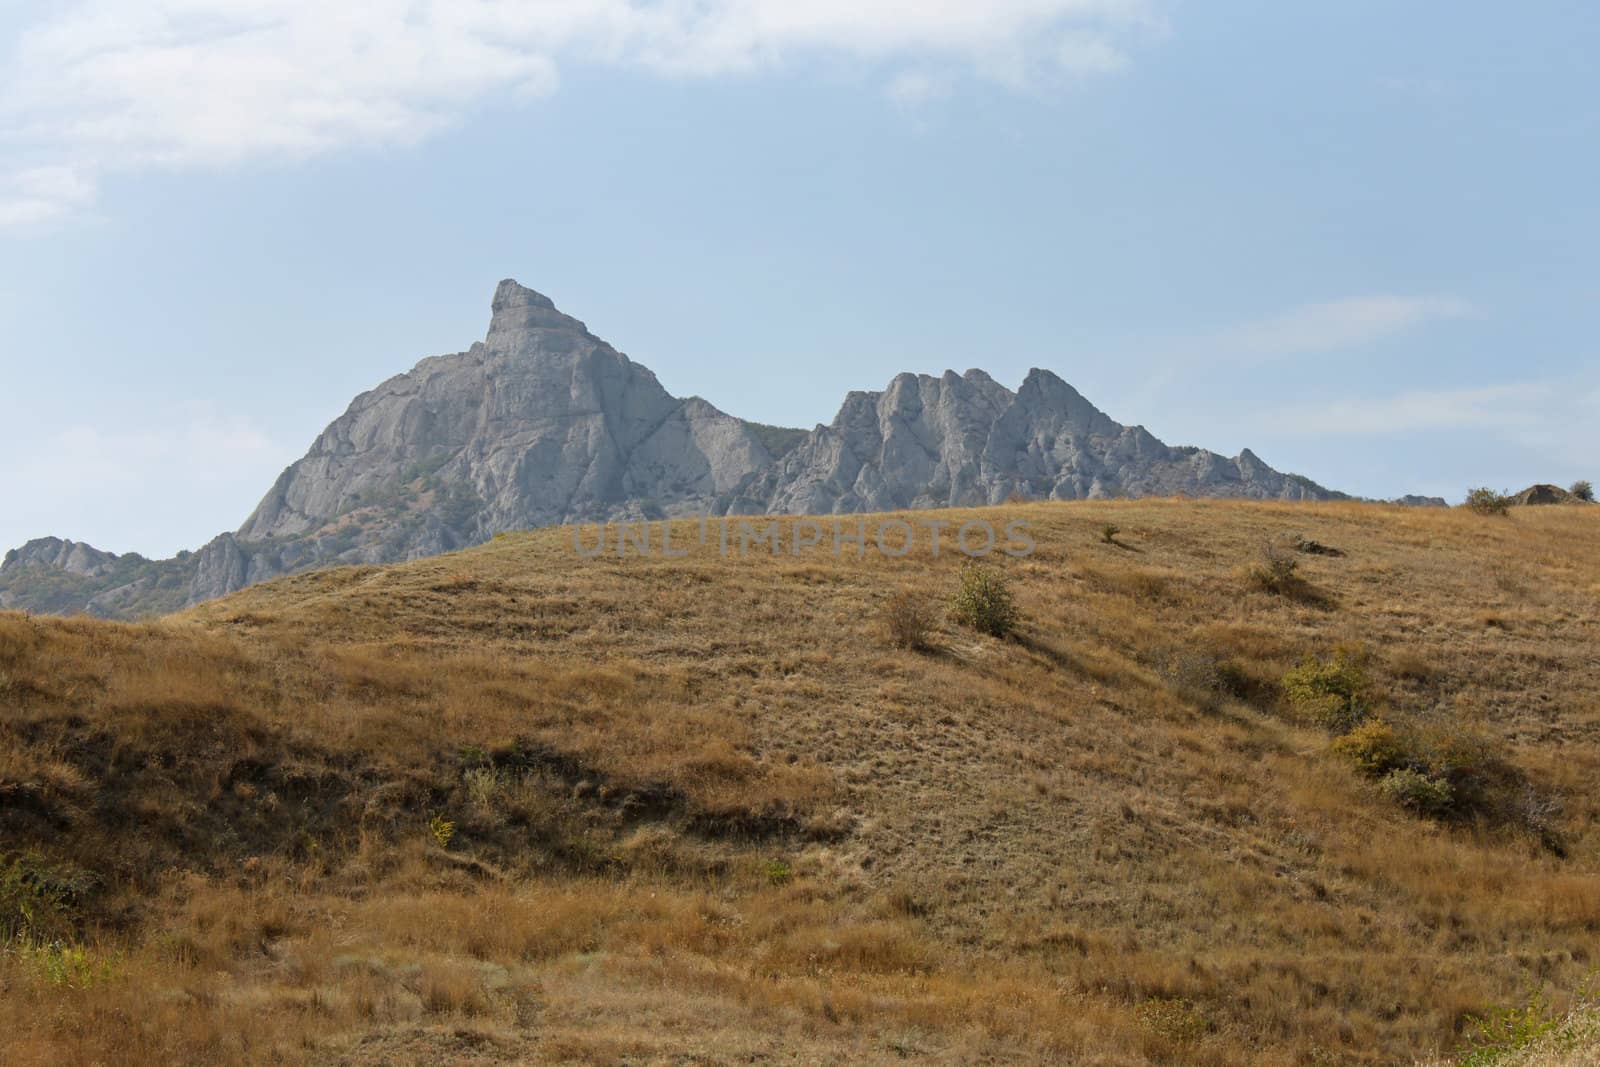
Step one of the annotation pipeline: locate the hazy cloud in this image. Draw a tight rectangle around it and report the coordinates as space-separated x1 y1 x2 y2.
0 0 1161 226
1220 296 1478 361
0 411 296 556
886 71 949 107
0 165 97 226
1253 377 1600 460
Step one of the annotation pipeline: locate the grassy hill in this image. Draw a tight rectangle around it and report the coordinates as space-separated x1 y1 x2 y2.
2 499 1597 1065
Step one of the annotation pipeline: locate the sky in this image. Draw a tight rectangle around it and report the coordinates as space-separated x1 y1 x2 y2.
1 1 1596 558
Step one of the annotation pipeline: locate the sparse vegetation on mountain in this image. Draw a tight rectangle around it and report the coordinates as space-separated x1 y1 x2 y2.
2 499 1598 1065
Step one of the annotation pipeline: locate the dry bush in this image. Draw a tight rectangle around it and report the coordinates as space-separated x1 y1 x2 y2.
1158 649 1250 713
1249 538 1301 592
1389 648 1440 684
878 591 937 651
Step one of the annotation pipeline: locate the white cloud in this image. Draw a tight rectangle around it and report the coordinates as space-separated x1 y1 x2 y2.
0 0 1161 226
0 165 97 225
1220 296 1478 360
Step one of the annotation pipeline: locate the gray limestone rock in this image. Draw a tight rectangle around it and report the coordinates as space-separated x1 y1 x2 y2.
2 280 1346 618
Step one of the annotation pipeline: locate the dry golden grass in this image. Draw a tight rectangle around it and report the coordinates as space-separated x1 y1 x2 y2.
2 499 1598 1065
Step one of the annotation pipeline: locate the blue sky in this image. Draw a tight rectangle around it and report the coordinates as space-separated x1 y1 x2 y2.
1 1 1596 557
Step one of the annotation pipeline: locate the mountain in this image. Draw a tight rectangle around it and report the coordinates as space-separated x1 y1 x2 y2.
1 280 1344 617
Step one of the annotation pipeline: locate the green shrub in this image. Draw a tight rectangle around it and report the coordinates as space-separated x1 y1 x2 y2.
949 562 1020 638
13 940 118 989
0 852 86 943
428 813 455 849
1572 479 1594 502
764 859 793 886
1379 768 1454 817
1465 487 1513 515
1459 983 1567 1066
1281 648 1371 732
1331 719 1413 778
1100 523 1121 545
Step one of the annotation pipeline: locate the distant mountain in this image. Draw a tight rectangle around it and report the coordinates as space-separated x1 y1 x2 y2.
1 280 1345 618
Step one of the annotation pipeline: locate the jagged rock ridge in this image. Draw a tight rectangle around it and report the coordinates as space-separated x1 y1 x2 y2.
2 280 1345 617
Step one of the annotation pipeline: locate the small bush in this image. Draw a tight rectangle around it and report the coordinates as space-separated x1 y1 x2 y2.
464 766 503 810
0 852 87 943
1249 539 1300 593
1100 523 1121 545
949 562 1020 638
12 940 118 989
764 859 793 886
1459 984 1570 1066
879 591 937 650
1572 479 1595 502
428 813 455 849
1388 648 1439 684
1331 719 1413 778
1379 768 1454 817
1137 997 1215 1045
1160 650 1249 713
1281 648 1371 732
1465 487 1513 515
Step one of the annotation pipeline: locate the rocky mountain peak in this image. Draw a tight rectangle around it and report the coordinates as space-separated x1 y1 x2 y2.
491 278 556 313
1 537 122 579
485 278 589 346
2 277 1350 618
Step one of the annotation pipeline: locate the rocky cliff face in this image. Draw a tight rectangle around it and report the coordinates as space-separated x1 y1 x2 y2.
2 279 1347 618
239 281 776 544
750 367 1330 514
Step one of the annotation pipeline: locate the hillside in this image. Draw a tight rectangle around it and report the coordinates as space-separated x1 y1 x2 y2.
2 499 1597 1065
0 280 1344 619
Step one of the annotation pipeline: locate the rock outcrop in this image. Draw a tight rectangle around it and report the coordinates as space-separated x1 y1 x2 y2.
2 280 1347 618
1510 484 1586 507
749 367 1331 514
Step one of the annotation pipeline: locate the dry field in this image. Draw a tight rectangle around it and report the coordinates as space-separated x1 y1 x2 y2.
2 499 1598 1065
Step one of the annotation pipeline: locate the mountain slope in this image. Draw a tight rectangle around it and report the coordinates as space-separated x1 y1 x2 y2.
2 499 1597 1064
1 280 1343 618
